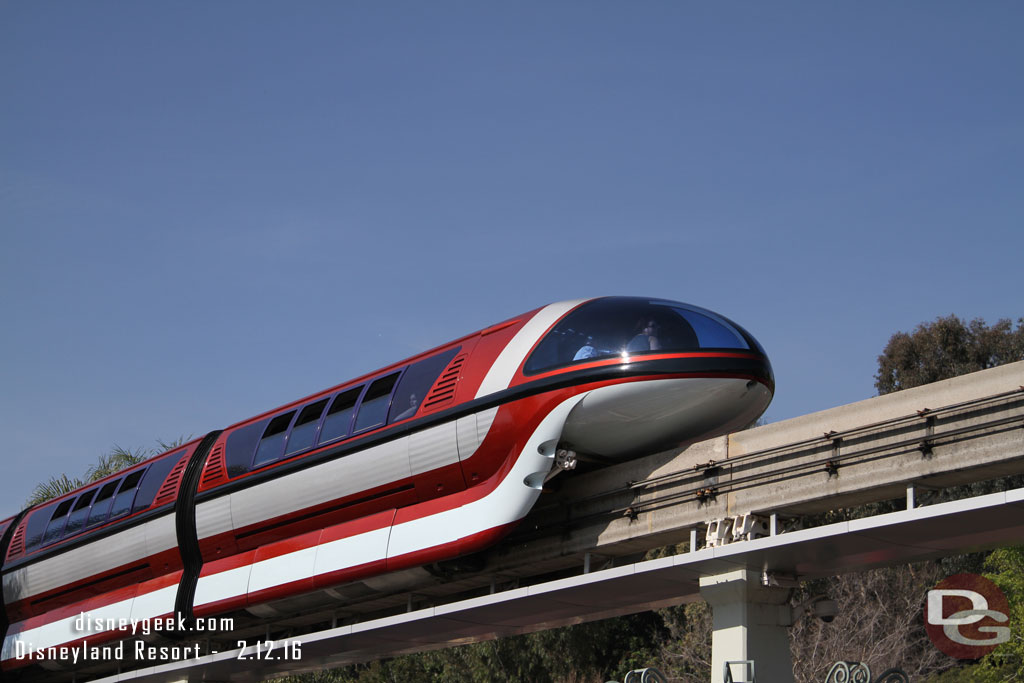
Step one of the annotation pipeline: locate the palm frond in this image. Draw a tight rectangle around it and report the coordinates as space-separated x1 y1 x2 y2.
26 474 87 507
26 436 191 507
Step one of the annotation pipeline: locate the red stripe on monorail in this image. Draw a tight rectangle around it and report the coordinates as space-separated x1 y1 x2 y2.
8 571 180 634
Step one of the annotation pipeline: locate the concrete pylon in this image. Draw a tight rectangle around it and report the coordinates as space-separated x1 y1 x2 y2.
699 569 794 683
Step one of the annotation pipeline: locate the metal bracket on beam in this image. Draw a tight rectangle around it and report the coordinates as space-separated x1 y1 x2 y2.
761 570 800 588
489 575 519 594
584 552 611 574
407 594 426 612
731 514 770 542
696 486 718 503
825 432 842 477
706 518 734 548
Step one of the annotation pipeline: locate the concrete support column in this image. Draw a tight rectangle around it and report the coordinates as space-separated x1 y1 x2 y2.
699 569 794 683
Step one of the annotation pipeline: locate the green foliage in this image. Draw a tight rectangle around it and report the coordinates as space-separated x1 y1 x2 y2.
925 660 1021 683
25 473 88 507
84 445 149 482
874 315 1024 395
24 437 191 507
981 546 1024 677
873 315 1024 681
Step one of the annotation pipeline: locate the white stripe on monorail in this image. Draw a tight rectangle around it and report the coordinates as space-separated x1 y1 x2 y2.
87 486 1024 683
475 299 586 399
1 396 589 663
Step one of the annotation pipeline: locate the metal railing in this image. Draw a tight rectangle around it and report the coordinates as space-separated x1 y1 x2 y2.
824 661 909 683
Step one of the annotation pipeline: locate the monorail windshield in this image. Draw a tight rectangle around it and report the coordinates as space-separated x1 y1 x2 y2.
524 297 760 375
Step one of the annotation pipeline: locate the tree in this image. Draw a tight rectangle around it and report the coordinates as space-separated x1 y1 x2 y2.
875 315 1024 395
980 546 1024 678
822 314 1024 682
789 564 950 682
25 437 191 507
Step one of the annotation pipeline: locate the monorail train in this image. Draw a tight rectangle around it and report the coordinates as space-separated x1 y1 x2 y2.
0 296 773 675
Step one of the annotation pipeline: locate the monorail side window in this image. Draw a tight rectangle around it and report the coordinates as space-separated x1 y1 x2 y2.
388 347 461 424
285 398 329 456
109 469 146 520
41 499 74 546
319 386 363 445
353 373 400 433
24 504 56 551
253 411 297 468
226 421 267 477
133 449 189 512
86 480 121 527
62 489 98 539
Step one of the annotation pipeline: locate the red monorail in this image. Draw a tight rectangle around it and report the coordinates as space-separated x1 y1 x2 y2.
0 296 773 674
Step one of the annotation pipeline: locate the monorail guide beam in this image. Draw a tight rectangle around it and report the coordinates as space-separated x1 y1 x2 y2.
500 361 1024 574
29 362 1024 683
89 485 1024 683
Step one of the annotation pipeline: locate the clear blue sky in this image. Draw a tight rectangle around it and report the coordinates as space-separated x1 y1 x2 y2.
2 2 1022 517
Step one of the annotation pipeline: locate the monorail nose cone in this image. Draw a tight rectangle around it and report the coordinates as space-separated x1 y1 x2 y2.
561 377 772 460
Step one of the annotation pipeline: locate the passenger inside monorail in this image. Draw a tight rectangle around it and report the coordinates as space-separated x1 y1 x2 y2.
524 297 755 375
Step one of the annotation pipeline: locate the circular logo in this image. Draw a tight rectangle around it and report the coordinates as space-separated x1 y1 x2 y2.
925 573 1011 659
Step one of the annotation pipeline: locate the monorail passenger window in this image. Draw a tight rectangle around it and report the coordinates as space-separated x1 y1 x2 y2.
253 411 296 468
133 449 189 512
353 373 400 433
285 398 329 457
86 480 121 528
108 469 146 520
388 347 460 424
318 386 363 445
226 420 267 477
24 504 56 551
41 499 75 547
61 489 98 539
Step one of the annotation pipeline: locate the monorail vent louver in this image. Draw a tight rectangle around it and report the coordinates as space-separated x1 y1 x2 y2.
423 353 467 410
199 443 226 490
152 453 192 508
8 523 26 558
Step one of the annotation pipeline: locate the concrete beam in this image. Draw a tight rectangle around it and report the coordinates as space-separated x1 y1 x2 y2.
498 362 1024 572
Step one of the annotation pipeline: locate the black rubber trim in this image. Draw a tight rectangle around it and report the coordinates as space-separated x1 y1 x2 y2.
195 355 773 503
0 508 31 654
173 430 223 626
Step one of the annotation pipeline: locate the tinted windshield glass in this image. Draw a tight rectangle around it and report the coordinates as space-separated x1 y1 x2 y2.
524 297 753 375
